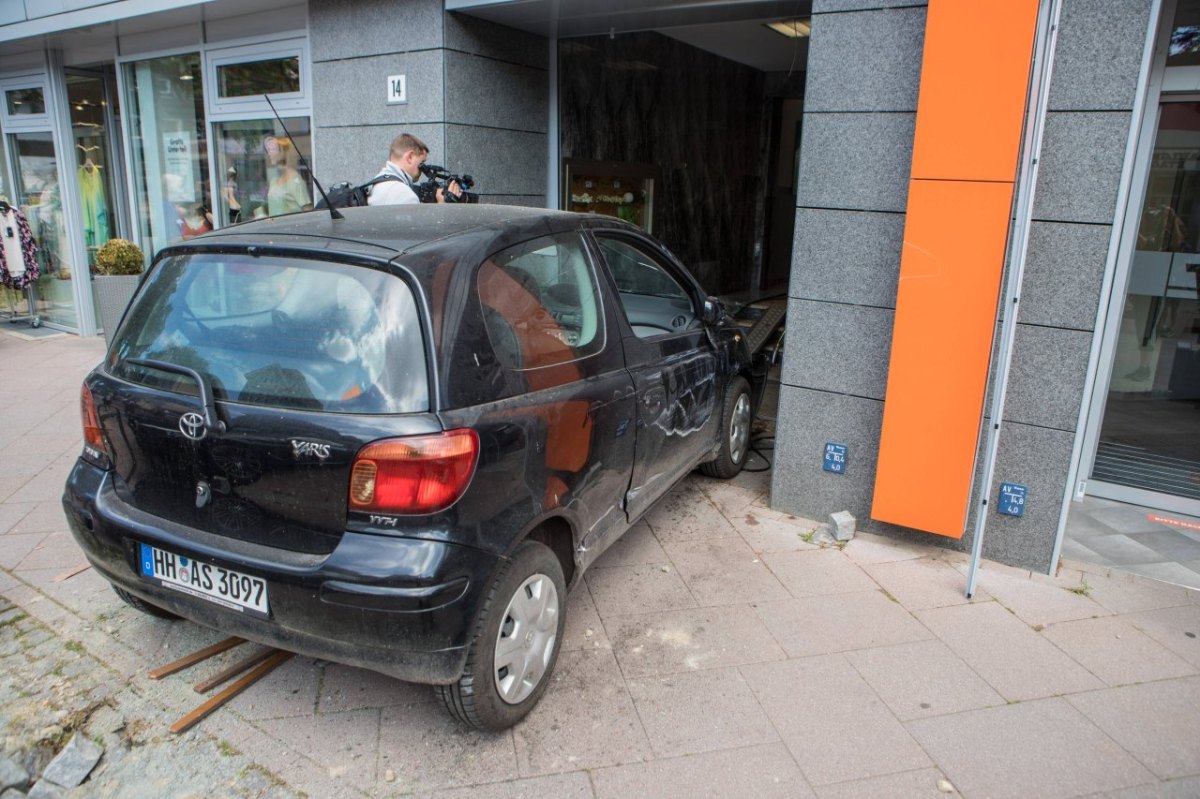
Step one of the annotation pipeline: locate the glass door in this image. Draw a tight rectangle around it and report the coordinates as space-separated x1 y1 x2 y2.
1089 98 1200 506
68 71 121 268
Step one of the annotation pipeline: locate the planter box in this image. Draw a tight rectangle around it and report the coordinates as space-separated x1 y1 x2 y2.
93 274 140 340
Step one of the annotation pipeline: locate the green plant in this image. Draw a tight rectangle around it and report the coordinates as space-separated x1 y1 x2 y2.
93 238 145 276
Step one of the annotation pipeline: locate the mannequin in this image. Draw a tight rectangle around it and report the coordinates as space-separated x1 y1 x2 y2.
264 136 311 216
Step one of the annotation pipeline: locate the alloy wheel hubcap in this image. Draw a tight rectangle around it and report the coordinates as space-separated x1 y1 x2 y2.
493 573 559 704
729 392 751 464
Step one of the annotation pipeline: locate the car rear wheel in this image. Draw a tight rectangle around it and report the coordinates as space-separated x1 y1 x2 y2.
112 585 180 620
437 540 565 730
700 375 752 479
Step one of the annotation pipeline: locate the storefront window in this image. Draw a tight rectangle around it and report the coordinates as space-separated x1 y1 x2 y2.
124 53 211 257
217 56 300 98
213 118 312 224
69 73 119 268
10 132 77 329
5 88 45 116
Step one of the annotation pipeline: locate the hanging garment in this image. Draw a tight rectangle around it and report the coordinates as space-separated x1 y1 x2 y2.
77 165 110 249
0 205 39 291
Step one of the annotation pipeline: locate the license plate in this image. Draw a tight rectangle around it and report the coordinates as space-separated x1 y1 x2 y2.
139 543 269 617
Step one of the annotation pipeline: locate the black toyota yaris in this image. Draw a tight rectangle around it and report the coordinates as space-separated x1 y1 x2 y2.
63 205 764 729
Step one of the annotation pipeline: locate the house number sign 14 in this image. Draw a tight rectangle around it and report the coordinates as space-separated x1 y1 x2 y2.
387 74 407 105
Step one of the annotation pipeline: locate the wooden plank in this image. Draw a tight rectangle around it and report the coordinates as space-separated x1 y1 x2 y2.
170 650 293 735
148 636 245 680
52 564 91 582
194 648 279 694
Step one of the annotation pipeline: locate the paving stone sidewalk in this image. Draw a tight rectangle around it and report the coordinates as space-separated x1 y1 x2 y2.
3 332 1200 799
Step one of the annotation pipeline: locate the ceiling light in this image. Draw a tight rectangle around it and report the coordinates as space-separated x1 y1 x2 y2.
180 73 194 81
766 18 811 38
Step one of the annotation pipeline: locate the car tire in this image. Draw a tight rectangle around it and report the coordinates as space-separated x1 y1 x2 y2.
700 375 753 479
437 540 565 730
112 585 181 620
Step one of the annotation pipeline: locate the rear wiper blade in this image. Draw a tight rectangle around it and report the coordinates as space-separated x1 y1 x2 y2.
126 358 226 436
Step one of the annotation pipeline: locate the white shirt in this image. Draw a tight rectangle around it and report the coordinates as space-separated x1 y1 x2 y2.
367 162 419 206
1 209 25 278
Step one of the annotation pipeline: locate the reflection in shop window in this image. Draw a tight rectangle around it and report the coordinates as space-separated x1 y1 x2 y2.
215 119 312 224
5 87 45 116
217 57 301 98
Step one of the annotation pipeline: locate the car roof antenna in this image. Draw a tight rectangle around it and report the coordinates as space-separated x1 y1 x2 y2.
264 94 343 221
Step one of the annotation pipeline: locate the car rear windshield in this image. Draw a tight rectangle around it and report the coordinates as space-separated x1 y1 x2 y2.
107 252 429 414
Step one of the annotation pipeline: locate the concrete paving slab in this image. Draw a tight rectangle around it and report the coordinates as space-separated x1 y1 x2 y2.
13 531 83 571
0 500 36 534
258 707 382 793
864 557 990 611
1090 776 1200 798
584 562 696 618
1123 560 1200 588
813 767 954 799
762 548 878 598
591 743 814 799
1080 568 1197 614
845 639 1005 721
741 654 932 786
590 520 667 569
1042 615 1197 686
1125 604 1200 667
693 475 766 518
0 532 47 569
754 590 932 658
427 771 595 799
1082 534 1172 566
512 649 648 777
626 667 778 758
318 662 431 714
917 602 1104 701
964 564 1112 627
8 500 69 535
643 481 739 544
1068 676 1200 780
377 701 517 794
226 655 323 720
561 584 611 652
662 537 790 606
606 604 785 678
735 508 821 554
907 698 1155 799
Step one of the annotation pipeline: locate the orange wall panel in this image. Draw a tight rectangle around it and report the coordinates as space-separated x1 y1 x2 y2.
910 0 1040 183
871 179 1015 538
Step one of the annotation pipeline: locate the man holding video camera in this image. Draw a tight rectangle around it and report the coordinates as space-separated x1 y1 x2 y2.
368 133 461 205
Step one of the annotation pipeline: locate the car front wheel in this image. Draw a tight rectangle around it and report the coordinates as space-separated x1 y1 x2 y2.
437 540 565 730
700 375 752 479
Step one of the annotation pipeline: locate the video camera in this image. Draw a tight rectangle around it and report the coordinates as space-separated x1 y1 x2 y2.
414 164 479 204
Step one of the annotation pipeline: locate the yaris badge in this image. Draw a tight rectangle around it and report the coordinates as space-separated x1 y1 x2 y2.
179 412 206 441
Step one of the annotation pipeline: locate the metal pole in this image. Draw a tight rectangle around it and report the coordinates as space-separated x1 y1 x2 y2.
966 0 1062 599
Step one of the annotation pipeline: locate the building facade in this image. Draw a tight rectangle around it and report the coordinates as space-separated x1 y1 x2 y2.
0 0 1194 576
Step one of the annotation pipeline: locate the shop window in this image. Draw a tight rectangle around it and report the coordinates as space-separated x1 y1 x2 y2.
217 56 301 98
214 118 313 224
5 87 45 116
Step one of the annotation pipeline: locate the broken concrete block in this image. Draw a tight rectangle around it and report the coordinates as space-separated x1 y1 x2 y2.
829 510 856 542
0 755 28 793
26 782 65 799
41 734 101 789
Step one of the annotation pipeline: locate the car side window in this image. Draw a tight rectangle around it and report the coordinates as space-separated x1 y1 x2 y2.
477 233 604 370
595 236 696 339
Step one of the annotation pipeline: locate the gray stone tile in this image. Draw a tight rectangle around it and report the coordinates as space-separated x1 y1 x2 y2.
626 667 777 758
513 649 649 776
791 208 905 309
841 532 928 566
814 768 954 799
916 602 1104 701
965 563 1111 627
755 591 932 658
1092 776 1200 798
1125 604 1200 668
1090 505 1174 533
377 700 516 793
317 662 430 714
14 531 84 571
584 563 696 619
1127 530 1200 562
0 532 46 569
445 124 547 198
796 112 915 213
1061 537 1119 568
693 475 765 519
805 7 925 113
1082 568 1196 613
908 698 1155 799
561 583 611 652
762 548 878 598
864 557 989 611
310 0 444 61
1123 561 1200 591
0 500 36 534
1068 677 1200 779
736 509 822 554
644 479 739 545
769 387 884 530
741 655 931 786
591 521 666 569
1019 222 1112 330
444 12 548 70
606 604 785 678
8 500 68 534
814 0 928 11
312 50 444 128
846 639 1004 721
225 654 322 720
1048 0 1152 112
1004 324 1092 431
427 772 594 799
1042 615 1196 686
592 742 814 799
663 537 789 606
445 50 547 132
1032 111 1132 225
782 299 894 400
257 707 382 795
1083 534 1170 566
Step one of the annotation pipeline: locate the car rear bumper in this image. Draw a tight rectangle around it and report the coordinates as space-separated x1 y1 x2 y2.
62 459 496 685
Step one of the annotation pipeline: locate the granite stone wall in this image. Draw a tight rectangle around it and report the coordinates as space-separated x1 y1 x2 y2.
309 0 548 204
771 0 1154 572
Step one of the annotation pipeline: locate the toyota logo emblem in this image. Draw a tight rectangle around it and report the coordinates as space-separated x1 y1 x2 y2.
179 412 206 441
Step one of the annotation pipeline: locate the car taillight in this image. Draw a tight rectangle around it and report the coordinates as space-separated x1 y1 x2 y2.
80 383 106 458
349 430 479 514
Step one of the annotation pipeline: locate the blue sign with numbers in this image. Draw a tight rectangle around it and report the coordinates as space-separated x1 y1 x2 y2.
999 482 1027 517
823 442 848 474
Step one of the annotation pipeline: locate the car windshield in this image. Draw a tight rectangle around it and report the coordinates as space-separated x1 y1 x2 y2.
107 252 429 414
